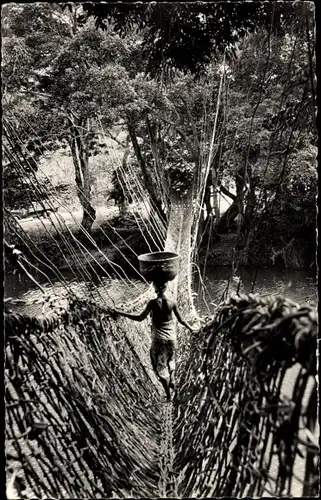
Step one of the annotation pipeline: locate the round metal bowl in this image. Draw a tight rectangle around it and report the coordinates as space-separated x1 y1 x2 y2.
138 251 179 283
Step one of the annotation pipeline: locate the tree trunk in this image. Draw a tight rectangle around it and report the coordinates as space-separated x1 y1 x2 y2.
127 121 167 223
118 135 131 216
220 184 236 203
211 140 224 224
119 200 129 216
237 167 257 259
204 184 212 222
214 199 238 234
205 169 213 218
212 177 221 224
164 188 196 378
146 114 169 213
197 173 215 252
197 141 223 250
69 118 96 233
79 161 96 233
165 188 195 315
214 168 246 235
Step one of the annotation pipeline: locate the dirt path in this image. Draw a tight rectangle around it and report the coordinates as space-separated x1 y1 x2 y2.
18 205 120 235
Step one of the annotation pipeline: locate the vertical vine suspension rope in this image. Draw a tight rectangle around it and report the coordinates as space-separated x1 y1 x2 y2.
99 119 167 248
192 53 226 254
4 142 148 292
4 110 156 280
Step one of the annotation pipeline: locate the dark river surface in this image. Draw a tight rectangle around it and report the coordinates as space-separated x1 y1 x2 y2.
194 266 317 313
4 262 317 316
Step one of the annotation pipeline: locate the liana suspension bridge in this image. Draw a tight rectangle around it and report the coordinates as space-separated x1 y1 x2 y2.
4 213 319 498
3 100 319 497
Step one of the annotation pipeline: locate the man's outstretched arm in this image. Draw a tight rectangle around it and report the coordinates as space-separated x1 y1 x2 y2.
113 301 152 322
173 304 197 333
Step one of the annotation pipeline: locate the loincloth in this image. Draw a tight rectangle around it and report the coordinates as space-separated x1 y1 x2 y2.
150 337 176 381
151 320 176 342
150 321 176 380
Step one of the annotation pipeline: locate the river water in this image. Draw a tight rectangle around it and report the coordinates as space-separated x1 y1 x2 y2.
194 266 317 314
4 263 317 315
6 261 316 351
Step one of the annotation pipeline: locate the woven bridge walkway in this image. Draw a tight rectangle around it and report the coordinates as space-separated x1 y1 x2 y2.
5 290 319 498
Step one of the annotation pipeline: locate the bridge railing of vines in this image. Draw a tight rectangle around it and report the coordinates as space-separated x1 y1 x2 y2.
5 295 163 498
5 292 319 498
174 293 319 497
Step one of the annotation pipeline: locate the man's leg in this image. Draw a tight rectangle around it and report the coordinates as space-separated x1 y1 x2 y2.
150 340 171 400
167 341 176 394
159 376 171 400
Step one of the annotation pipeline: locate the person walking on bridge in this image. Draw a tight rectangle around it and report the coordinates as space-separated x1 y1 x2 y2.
112 282 197 401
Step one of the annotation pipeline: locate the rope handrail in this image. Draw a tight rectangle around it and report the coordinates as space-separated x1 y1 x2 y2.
5 295 162 498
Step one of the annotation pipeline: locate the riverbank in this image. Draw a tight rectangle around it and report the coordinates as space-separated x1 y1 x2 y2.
6 207 154 279
5 208 317 316
6 207 316 277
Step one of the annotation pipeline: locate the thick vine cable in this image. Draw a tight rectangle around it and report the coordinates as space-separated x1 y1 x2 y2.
3 143 84 285
4 208 76 295
5 147 107 293
3 139 136 310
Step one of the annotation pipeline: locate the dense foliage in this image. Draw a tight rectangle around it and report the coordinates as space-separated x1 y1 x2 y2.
82 1 312 79
222 22 317 268
2 2 317 268
2 4 137 227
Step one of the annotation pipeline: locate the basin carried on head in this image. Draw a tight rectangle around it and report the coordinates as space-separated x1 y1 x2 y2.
138 251 179 284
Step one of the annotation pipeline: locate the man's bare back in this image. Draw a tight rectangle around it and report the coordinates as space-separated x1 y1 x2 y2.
112 282 197 400
150 295 175 325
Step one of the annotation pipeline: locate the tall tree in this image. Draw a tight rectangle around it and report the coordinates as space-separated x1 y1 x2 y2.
2 3 134 230
82 1 312 78
215 17 317 267
84 0 316 288
2 1 316 276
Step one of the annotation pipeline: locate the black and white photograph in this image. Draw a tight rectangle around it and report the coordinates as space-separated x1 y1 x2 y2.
3 1 318 498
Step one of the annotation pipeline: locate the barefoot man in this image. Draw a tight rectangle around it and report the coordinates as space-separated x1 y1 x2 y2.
112 282 197 401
